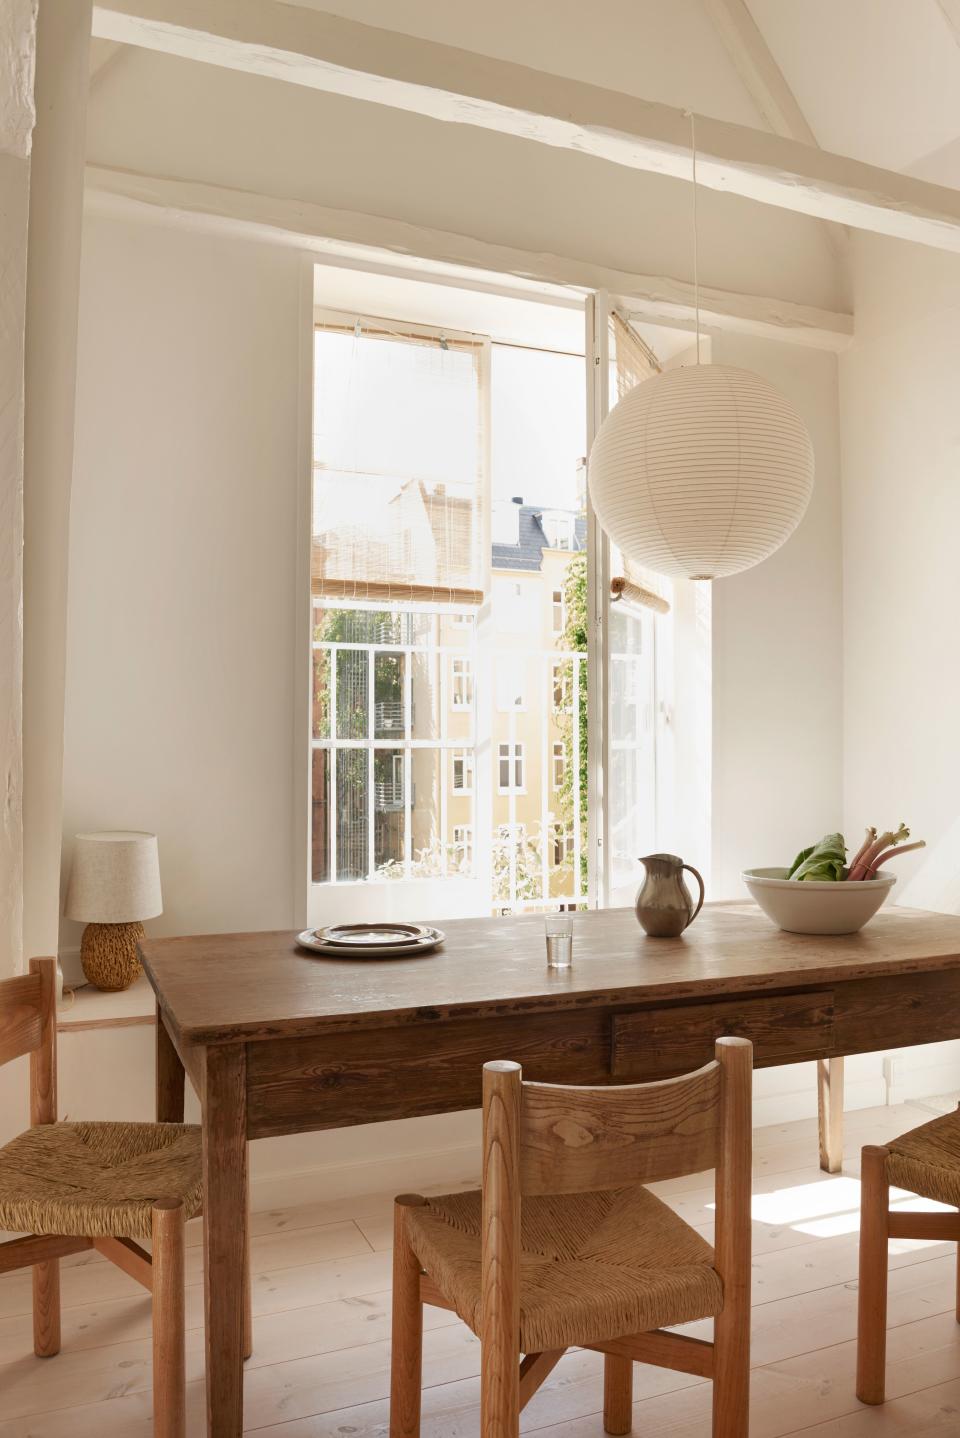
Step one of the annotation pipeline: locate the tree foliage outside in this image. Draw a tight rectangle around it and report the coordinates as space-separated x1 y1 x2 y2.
555 552 589 892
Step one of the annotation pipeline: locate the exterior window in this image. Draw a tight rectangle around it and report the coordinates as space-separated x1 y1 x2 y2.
553 826 574 865
498 742 524 792
552 589 565 633
544 514 573 550
552 661 572 712
497 656 526 712
453 825 473 868
552 741 565 790
451 656 473 709
497 822 526 842
452 749 474 794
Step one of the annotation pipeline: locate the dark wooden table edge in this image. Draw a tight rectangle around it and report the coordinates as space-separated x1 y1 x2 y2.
139 948 960 1046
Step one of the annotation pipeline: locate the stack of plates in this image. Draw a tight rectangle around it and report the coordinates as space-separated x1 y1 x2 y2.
296 922 444 958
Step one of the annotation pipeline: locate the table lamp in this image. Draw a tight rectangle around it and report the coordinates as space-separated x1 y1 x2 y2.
64 831 163 991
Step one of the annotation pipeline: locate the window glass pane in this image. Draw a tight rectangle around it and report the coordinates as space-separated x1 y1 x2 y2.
410 647 440 742
335 649 368 741
410 749 442 876
374 651 405 740
336 749 368 880
374 748 405 873
311 749 330 883
313 324 485 597
312 649 330 741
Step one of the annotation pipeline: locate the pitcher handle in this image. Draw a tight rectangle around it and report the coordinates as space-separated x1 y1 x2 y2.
682 864 705 928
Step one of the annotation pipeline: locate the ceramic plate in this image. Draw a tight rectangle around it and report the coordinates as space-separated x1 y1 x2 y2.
296 928 444 958
314 922 434 948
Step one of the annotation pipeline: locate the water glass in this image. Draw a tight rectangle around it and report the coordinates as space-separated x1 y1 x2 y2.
545 913 573 968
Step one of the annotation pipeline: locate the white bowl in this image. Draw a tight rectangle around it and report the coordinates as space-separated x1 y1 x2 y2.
742 867 897 935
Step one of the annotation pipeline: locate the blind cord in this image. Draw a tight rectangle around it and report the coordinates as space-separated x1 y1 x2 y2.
684 109 702 364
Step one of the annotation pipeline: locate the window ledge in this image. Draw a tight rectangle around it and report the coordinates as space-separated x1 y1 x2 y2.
58 975 155 1033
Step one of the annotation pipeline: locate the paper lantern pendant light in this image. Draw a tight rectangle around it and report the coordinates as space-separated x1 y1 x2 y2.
588 362 814 581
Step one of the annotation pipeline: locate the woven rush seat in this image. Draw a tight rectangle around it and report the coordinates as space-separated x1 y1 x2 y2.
406 1182 724 1352
0 1121 202 1240
885 1109 960 1208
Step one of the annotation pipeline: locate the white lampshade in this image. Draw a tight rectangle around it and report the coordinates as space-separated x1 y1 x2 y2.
588 365 814 581
64 831 163 924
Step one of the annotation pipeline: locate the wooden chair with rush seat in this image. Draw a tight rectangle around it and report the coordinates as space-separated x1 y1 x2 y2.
857 1105 960 1406
389 1036 754 1438
0 956 249 1438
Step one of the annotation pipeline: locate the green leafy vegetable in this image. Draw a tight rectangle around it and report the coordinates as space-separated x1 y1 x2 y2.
789 832 847 882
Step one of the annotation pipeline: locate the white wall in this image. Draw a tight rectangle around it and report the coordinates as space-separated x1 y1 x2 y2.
841 232 960 884
64 213 304 955
0 0 35 978
710 334 844 898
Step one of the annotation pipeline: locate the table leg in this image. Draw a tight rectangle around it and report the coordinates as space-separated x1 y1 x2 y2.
156 1005 185 1123
818 1056 844 1174
202 1043 247 1437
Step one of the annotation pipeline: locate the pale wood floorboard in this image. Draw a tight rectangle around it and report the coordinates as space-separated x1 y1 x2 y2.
0 1100 958 1434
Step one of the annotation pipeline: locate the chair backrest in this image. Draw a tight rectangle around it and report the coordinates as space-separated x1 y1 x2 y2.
479 1038 752 1343
0 958 58 1124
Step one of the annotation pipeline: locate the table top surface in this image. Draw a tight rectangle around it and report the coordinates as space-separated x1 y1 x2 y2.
139 902 960 1046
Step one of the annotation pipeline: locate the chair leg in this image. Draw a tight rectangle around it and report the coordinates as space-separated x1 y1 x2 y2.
390 1197 425 1438
243 1167 253 1360
856 1145 889 1405
152 1199 186 1438
32 1259 60 1357
712 1294 750 1436
603 1353 633 1435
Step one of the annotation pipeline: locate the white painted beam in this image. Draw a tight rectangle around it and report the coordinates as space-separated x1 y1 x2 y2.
701 0 846 262
91 0 960 253
84 165 853 351
702 0 819 145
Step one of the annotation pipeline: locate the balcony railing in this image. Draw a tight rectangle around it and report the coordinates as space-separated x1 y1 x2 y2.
375 700 404 732
375 780 405 811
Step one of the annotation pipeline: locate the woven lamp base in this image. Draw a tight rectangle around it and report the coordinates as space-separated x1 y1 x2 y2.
80 921 145 991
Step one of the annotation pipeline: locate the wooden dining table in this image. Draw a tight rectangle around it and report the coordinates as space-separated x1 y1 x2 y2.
140 901 960 1437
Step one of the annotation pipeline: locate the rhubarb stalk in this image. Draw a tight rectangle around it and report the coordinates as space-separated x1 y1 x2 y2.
847 823 911 881
847 826 877 875
863 839 926 876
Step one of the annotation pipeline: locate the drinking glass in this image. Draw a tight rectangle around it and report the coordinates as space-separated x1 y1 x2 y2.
545 912 573 968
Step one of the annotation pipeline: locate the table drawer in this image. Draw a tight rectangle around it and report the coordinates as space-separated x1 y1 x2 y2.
611 989 835 1079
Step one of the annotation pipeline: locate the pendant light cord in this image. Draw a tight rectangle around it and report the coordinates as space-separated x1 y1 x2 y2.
684 109 702 364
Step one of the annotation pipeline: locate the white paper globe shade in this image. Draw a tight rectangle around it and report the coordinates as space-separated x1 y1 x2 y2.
588 364 814 581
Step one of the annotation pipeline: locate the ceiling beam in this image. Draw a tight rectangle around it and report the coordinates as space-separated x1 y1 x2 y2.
90 0 960 254
935 0 960 48
84 164 853 351
701 0 819 145
701 0 846 262
89 38 127 88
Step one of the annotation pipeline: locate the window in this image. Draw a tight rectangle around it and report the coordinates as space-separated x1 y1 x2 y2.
496 656 526 712
552 661 572 712
452 825 473 869
553 825 575 866
452 749 474 794
552 741 565 790
498 742 524 792
544 513 574 550
552 588 565 634
497 822 526 842
493 577 527 633
451 656 473 709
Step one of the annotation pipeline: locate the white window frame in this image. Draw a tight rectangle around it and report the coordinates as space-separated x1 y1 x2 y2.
498 741 525 793
452 748 474 795
451 655 473 710
551 660 573 713
552 741 565 790
453 824 474 867
552 588 565 634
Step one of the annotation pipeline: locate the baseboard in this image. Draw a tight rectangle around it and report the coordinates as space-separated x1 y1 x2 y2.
249 1141 482 1212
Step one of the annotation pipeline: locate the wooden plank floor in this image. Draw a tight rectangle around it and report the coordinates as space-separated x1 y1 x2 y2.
1 1099 959 1434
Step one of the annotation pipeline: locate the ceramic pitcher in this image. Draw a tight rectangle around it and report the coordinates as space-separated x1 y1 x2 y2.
635 853 705 938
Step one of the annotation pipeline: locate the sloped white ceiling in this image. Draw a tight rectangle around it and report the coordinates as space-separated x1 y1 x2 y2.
746 0 960 175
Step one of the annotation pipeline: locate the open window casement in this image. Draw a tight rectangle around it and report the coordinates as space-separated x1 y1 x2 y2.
607 311 671 617
312 313 489 608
